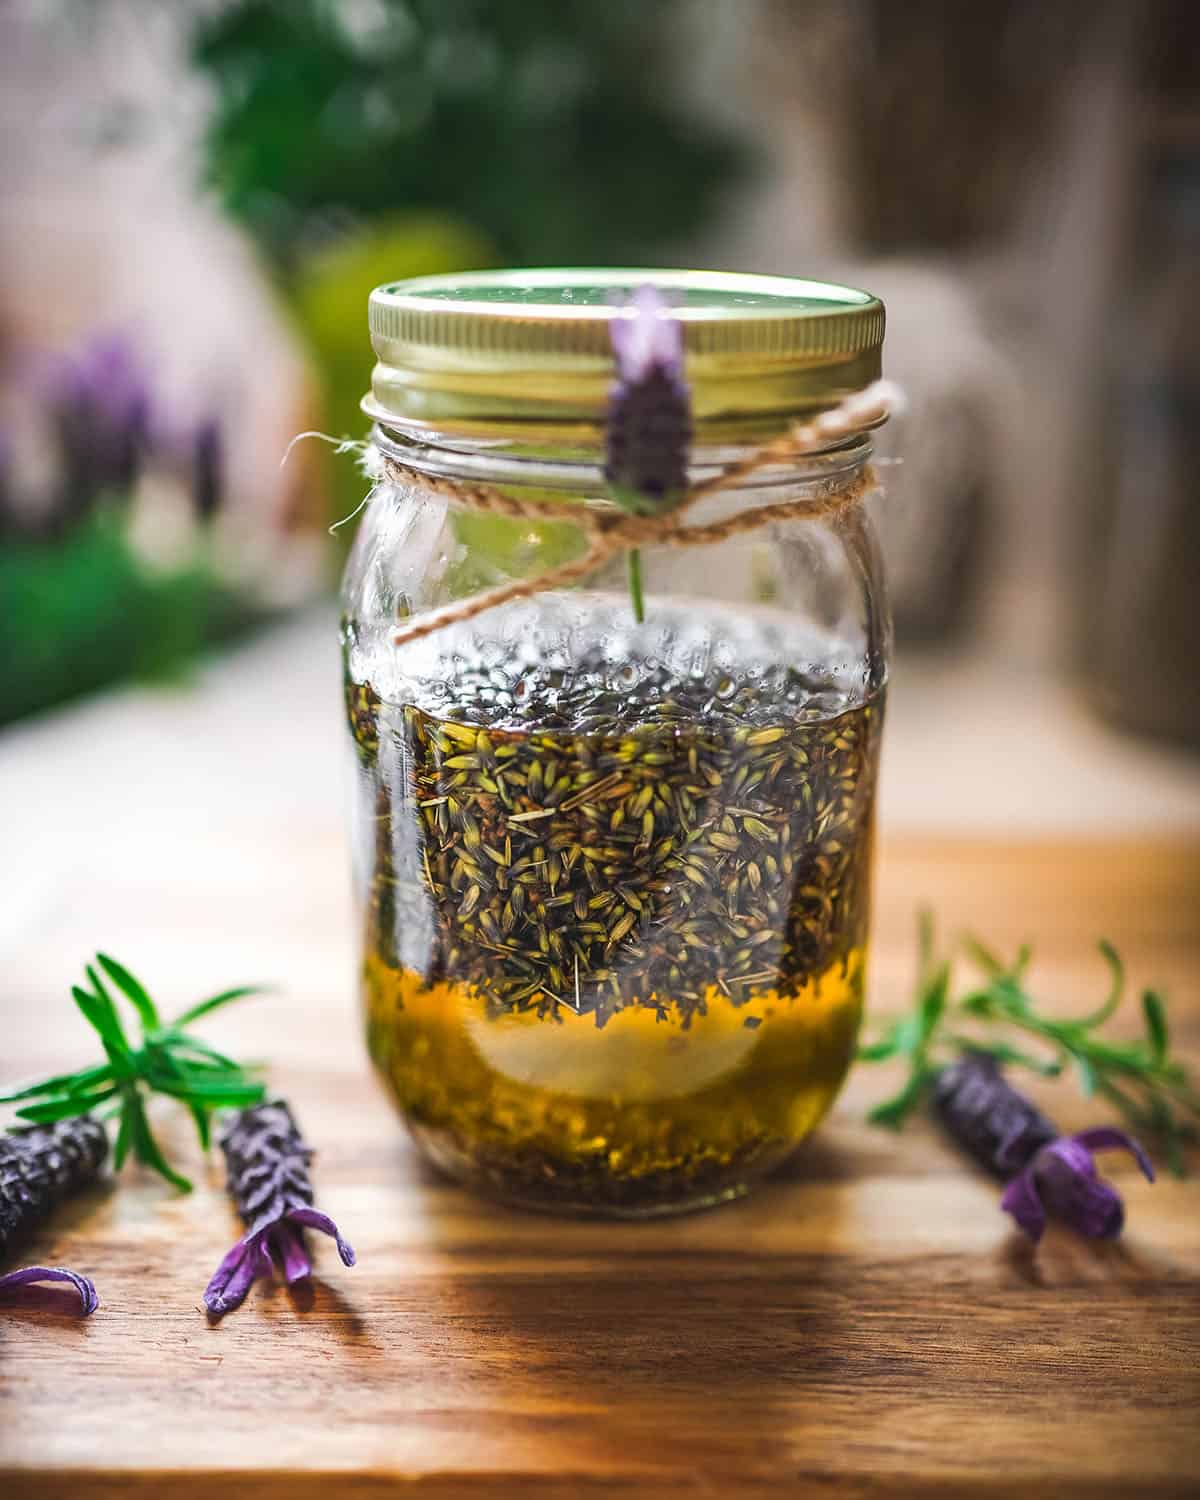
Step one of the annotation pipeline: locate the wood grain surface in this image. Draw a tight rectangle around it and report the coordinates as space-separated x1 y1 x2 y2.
2 836 1198 1499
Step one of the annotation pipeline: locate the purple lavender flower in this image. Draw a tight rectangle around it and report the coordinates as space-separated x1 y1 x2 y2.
1 1118 106 1316
0 1265 98 1315
1001 1126 1155 1243
45 333 153 515
932 1054 1155 1243
604 285 692 514
932 1053 1058 1177
203 1101 354 1319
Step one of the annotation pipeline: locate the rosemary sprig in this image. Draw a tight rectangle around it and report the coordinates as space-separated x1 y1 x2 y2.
858 919 1199 1176
857 913 952 1127
0 955 265 1192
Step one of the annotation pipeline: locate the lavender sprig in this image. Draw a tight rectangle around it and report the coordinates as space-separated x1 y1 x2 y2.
45 334 152 517
604 285 692 623
1001 1125 1154 1243
932 1052 1058 1177
0 1117 107 1316
932 1053 1154 1242
203 1101 354 1318
859 918 1198 1175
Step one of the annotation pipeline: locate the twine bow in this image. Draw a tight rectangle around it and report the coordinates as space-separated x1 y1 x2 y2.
382 380 900 648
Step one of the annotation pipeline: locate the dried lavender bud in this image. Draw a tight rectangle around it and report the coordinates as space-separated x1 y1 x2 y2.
932 1052 1058 1177
0 1118 108 1257
604 284 691 513
932 1056 1155 1243
1001 1126 1154 1243
0 1118 107 1316
203 1100 354 1318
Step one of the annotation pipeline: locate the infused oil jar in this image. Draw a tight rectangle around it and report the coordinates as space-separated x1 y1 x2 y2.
342 269 890 1216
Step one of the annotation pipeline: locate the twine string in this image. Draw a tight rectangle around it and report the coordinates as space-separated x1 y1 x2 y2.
381 380 898 647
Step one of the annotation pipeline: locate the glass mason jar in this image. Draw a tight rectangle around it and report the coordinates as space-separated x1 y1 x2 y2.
342 269 890 1217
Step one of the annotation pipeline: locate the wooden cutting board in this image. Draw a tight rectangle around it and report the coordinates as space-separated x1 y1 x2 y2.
2 837 1198 1498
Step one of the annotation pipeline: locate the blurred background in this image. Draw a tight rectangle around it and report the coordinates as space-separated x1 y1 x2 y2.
1 0 1197 854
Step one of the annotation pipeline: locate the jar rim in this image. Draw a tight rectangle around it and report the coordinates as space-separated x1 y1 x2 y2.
363 267 884 445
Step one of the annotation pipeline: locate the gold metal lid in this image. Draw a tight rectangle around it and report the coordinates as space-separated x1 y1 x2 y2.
363 267 884 444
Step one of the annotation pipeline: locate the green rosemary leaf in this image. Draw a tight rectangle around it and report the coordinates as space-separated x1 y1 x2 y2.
96 953 160 1031
868 1067 932 1129
71 984 134 1075
140 1045 261 1093
165 1054 253 1080
85 962 140 1042
1077 940 1125 1029
962 935 1007 979
1075 1055 1098 1097
153 1032 243 1071
958 988 996 1018
859 931 952 1124
15 1087 119 1123
123 1089 193 1193
920 962 950 1035
857 1036 901 1062
1092 1074 1156 1133
0 1062 113 1104
180 1070 264 1096
112 1101 133 1169
141 1048 261 1091
1148 1096 1183 1177
151 1044 254 1078
916 907 936 983
1142 990 1168 1065
170 985 265 1029
139 1039 215 1151
889 1013 923 1053
989 974 1032 1018
942 1035 1063 1076
1080 1036 1163 1073
145 1076 264 1106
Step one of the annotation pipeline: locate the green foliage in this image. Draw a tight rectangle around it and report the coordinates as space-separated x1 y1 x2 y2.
192 2 751 537
858 916 1200 1174
0 509 263 727
190 0 751 271
862 914 950 1128
0 957 267 1192
290 213 495 527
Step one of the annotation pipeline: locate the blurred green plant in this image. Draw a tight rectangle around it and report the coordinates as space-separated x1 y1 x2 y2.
0 335 268 726
185 0 751 552
191 0 750 274
290 213 495 526
0 510 258 726
191 1 751 539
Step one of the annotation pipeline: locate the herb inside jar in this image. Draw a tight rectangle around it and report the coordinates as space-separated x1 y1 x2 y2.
347 598 884 1215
